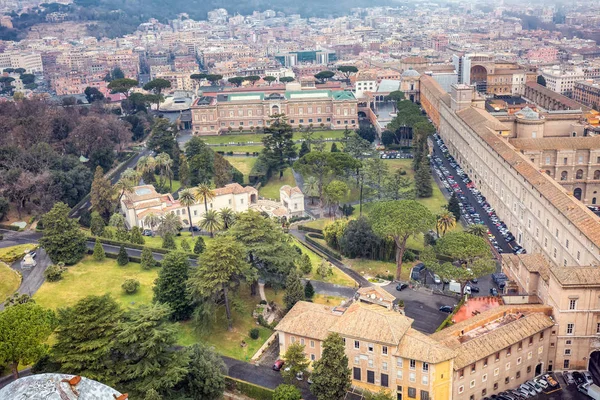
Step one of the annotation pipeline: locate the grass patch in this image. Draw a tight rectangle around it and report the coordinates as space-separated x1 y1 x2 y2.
383 159 415 180
312 294 348 306
344 258 414 282
174 285 274 361
224 157 258 184
0 262 21 302
258 167 296 200
0 244 38 263
301 219 330 230
292 237 356 287
201 130 344 146
33 256 158 309
153 175 181 194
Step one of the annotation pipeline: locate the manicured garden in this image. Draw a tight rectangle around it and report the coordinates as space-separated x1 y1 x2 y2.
0 262 21 302
34 257 158 309
258 167 297 200
292 238 356 287
343 258 413 282
0 243 38 263
200 130 345 146
224 157 258 183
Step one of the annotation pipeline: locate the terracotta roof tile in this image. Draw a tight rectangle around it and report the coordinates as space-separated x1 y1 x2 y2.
510 136 600 151
274 301 341 341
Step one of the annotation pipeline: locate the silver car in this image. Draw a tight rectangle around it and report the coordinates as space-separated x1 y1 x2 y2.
584 371 594 384
563 371 575 385
520 383 536 396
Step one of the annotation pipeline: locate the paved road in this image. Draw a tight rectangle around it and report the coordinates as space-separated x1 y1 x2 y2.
302 279 357 299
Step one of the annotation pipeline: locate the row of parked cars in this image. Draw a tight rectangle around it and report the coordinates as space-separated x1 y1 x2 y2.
379 151 413 159
432 134 525 256
483 374 558 400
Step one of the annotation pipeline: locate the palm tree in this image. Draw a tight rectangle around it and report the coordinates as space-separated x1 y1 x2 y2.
194 184 216 213
157 212 182 237
219 208 235 230
467 224 487 237
436 212 456 236
155 153 173 191
201 209 222 237
144 213 161 236
303 176 319 205
115 168 140 202
137 155 156 175
179 188 197 236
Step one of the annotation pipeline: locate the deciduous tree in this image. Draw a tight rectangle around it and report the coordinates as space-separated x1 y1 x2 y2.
370 200 436 280
0 302 55 379
90 166 115 222
40 202 87 265
281 342 310 383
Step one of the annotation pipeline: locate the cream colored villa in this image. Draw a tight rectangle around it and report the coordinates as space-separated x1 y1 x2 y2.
120 183 258 228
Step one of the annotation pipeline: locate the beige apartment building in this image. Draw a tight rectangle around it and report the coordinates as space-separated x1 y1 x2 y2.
276 286 556 400
504 254 600 372
419 75 600 373
190 84 358 135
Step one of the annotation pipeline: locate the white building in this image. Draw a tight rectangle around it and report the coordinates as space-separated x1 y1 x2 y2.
0 51 43 74
540 66 585 97
279 185 305 216
120 183 258 229
354 79 377 99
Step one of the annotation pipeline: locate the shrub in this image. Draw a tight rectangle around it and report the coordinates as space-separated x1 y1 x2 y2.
141 247 155 270
402 250 416 262
44 264 66 282
304 280 315 300
257 314 271 328
92 240 105 261
249 328 260 340
193 236 206 254
180 238 191 252
121 278 140 294
298 253 312 275
117 245 129 266
162 233 176 250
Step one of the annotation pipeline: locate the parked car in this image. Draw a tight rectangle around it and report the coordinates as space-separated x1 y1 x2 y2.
396 283 408 291
564 371 575 385
466 285 480 293
188 226 200 232
143 229 153 236
534 377 548 389
573 371 586 385
439 305 453 313
585 371 594 384
526 380 543 393
519 383 536 396
272 360 284 371
490 288 498 296
433 274 441 284
28 251 37 259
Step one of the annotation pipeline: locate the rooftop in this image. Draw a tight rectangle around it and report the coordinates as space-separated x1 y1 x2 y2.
452 296 503 324
0 374 123 399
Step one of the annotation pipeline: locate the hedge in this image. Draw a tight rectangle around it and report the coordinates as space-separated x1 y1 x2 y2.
297 225 323 234
305 233 342 260
225 377 273 400
0 223 20 231
89 237 199 260
86 249 145 265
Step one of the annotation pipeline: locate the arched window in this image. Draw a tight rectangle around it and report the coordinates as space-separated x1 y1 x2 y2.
594 170 600 180
574 188 582 200
561 171 568 181
576 169 584 179
271 105 280 115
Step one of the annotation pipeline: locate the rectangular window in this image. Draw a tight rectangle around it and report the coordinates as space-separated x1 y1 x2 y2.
396 358 403 368
397 370 403 380
409 360 416 370
597 323 600 334
300 338 305 345
420 390 429 400
482 374 487 382
494 368 499 376
567 323 574 334
422 363 429 373
565 349 572 355
353 367 361 380
408 387 416 398
569 299 577 310
483 358 488 367
517 357 522 365
311 354 315 361
310 340 315 348
382 362 388 371
471 364 476 373
368 343 374 353
354 356 359 365
383 346 388 355
368 359 374 368
354 340 360 349
564 360 570 369
507 346 511 356
421 375 428 385
367 370 375 384
409 373 416 383
381 373 389 387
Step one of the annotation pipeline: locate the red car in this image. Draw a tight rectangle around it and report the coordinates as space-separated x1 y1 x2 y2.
273 360 285 371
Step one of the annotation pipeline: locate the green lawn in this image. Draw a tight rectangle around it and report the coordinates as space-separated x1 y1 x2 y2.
201 130 344 146
224 157 258 184
383 159 415 180
301 219 330 231
212 145 264 154
0 244 38 263
344 258 414 282
174 285 276 361
258 167 297 200
312 294 347 306
292 237 356 287
154 175 181 194
0 262 20 302
34 257 158 309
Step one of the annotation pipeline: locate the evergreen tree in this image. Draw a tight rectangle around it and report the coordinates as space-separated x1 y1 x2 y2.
262 114 297 179
273 384 302 400
447 193 461 220
113 303 189 396
117 244 129 266
153 251 192 321
90 211 105 236
298 253 312 275
304 280 315 300
281 342 310 384
180 238 191 252
310 333 351 400
144 389 162 400
193 235 206 254
141 247 155 270
179 154 190 188
93 239 105 261
284 268 305 311
90 166 115 221
130 226 145 245
415 159 433 198
39 202 87 265
52 295 122 384
184 344 226 400
162 233 176 250
299 141 310 158
330 142 339 152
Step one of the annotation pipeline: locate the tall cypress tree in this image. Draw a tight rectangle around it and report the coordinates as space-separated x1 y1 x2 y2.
415 159 433 198
153 251 192 321
283 268 304 311
310 333 351 400
90 166 115 222
117 244 129 266
52 295 123 384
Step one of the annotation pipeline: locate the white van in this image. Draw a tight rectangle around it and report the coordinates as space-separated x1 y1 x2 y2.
448 281 461 294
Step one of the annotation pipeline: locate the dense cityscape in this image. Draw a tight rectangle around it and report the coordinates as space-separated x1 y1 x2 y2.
1 0 600 399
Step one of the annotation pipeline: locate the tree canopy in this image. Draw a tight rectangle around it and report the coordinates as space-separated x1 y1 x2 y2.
39 202 87 265
310 332 351 400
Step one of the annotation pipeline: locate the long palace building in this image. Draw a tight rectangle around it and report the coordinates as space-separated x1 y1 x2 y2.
190 82 358 135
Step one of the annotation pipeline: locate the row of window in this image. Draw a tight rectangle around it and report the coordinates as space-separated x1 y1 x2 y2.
458 365 533 398
458 340 544 378
353 369 431 399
